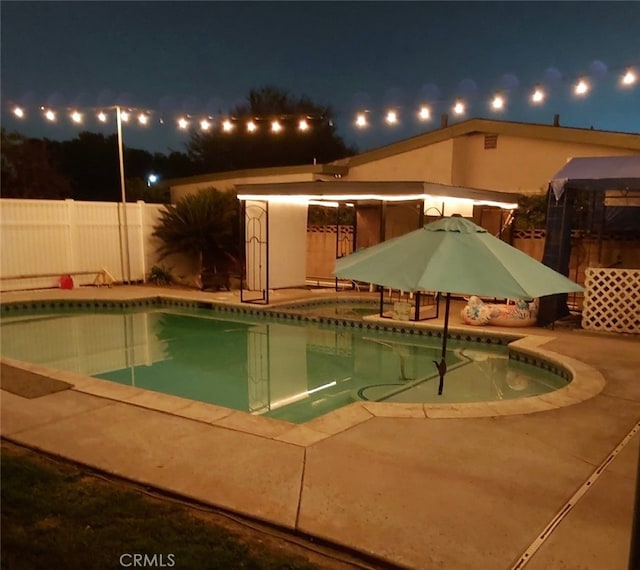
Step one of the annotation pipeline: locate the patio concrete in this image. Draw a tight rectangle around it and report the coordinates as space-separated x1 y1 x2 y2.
1 285 639 569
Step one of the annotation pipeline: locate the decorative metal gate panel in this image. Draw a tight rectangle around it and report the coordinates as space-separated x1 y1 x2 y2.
240 200 269 304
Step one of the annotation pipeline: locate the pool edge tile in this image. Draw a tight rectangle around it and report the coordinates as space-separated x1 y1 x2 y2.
303 403 374 435
212 410 293 439
274 425 333 446
362 402 427 419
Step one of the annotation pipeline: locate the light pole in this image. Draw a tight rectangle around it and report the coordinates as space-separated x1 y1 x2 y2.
116 105 132 284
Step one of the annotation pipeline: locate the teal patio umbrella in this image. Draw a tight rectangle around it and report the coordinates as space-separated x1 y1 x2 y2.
334 216 583 394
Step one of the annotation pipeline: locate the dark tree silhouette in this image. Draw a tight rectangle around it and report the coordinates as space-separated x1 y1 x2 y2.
48 132 192 202
1 129 71 199
186 86 357 172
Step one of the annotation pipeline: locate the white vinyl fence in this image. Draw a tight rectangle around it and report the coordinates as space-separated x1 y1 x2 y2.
0 198 167 291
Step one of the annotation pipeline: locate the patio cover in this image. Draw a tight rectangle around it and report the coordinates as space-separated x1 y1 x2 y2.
235 180 519 206
550 155 640 200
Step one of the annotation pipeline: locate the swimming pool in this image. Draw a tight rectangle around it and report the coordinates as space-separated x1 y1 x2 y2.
0 300 570 424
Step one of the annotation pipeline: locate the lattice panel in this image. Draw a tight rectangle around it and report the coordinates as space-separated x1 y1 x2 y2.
513 229 546 240
582 268 640 334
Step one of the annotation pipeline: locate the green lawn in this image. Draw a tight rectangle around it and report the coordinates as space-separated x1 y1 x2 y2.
1 443 329 570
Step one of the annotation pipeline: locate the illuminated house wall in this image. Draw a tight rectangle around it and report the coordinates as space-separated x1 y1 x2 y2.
450 129 640 193
170 164 344 202
344 139 455 183
167 119 640 291
337 120 640 196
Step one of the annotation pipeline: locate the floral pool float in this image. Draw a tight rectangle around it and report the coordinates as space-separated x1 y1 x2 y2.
461 295 539 327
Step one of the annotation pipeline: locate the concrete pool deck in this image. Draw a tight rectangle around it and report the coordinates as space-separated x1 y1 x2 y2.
1 285 639 569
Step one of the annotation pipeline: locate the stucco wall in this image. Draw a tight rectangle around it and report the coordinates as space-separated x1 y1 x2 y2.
268 202 308 289
450 134 639 194
344 139 454 183
171 172 318 202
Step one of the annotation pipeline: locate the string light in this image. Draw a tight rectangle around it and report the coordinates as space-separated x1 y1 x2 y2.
6 58 638 138
574 78 590 96
355 113 368 128
385 110 398 125
453 100 465 116
530 86 545 104
622 69 637 86
490 94 505 111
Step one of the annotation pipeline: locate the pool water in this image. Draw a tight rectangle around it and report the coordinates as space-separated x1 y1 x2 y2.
0 307 568 423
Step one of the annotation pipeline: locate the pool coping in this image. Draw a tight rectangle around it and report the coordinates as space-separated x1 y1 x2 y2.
0 293 606 447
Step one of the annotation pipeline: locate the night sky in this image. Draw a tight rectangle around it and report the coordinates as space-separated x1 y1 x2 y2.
2 1 639 155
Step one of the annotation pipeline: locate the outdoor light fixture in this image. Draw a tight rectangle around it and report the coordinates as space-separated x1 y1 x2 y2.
147 173 159 186
237 193 518 210
622 69 637 86
385 110 398 125
418 106 431 120
453 101 465 115
491 94 505 110
574 78 590 96
355 113 368 128
531 86 545 104
308 200 341 207
9 57 636 139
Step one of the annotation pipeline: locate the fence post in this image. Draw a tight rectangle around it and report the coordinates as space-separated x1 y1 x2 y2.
137 200 146 282
65 199 76 273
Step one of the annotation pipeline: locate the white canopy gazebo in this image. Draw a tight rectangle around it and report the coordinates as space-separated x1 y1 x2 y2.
234 180 519 303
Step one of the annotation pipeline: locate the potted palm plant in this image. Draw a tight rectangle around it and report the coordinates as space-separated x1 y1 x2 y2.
152 188 240 290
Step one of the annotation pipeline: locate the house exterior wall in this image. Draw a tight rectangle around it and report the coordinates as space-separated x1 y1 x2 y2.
450 133 639 195
171 172 318 202
165 120 639 292
343 139 454 183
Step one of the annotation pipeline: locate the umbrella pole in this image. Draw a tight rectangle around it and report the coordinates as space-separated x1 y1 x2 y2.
436 292 451 395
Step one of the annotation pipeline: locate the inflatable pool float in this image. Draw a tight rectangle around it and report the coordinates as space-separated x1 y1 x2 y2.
461 296 538 327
